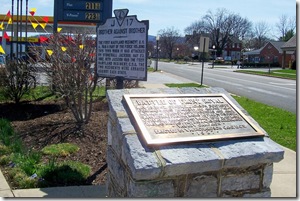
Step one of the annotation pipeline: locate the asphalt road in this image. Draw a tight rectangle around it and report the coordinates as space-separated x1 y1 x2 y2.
154 61 296 114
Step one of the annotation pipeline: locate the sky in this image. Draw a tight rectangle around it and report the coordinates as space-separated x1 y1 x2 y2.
0 0 297 38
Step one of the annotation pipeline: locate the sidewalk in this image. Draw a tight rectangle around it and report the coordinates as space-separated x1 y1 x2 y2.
0 71 297 198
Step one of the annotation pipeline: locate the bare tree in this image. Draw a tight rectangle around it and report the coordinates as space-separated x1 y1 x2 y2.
200 8 252 56
31 32 99 131
158 27 181 60
276 14 296 41
184 20 206 35
184 21 206 58
252 21 270 49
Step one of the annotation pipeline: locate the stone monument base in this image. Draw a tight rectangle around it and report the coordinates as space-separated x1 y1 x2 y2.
106 87 284 197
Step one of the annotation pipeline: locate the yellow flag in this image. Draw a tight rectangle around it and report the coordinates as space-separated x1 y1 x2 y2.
79 45 84 49
40 22 47 29
0 22 4 30
31 22 38 29
46 50 53 56
61 47 67 52
0 45 5 54
30 8 37 13
8 18 12 24
57 27 62 33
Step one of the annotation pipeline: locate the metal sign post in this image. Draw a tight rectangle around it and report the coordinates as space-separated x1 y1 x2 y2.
200 38 206 86
199 36 210 86
96 9 149 89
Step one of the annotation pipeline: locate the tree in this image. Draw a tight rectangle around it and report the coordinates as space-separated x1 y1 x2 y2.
276 15 296 41
281 29 295 42
184 21 206 59
201 8 252 56
184 20 206 35
252 21 271 49
30 32 99 131
157 27 181 60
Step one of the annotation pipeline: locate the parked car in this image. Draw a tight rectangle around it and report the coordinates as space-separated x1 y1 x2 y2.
0 55 5 68
215 57 224 61
224 56 232 61
215 57 224 64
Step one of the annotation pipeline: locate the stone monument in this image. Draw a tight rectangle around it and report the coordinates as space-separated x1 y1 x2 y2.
105 87 284 197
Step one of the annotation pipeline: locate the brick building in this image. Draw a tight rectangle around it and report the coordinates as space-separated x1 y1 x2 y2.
243 41 294 68
223 36 242 61
281 35 296 69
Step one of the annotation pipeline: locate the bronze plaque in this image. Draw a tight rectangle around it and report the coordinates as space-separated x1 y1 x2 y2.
123 94 265 145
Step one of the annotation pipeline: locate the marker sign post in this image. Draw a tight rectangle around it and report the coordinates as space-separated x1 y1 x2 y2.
96 9 149 87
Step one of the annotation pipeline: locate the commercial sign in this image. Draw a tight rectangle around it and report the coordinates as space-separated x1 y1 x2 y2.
0 37 39 43
96 9 149 81
54 0 112 23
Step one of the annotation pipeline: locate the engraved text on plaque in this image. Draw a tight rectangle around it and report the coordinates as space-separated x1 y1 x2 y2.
123 94 265 145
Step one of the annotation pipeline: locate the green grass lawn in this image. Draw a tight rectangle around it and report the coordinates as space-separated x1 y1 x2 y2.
235 69 296 79
233 96 296 151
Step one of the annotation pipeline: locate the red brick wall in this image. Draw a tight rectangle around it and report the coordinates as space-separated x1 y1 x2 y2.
260 43 292 67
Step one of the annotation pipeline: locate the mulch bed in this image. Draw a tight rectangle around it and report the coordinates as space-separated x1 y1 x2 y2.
0 99 109 188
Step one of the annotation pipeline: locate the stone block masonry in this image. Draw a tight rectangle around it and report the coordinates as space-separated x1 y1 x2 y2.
105 87 284 198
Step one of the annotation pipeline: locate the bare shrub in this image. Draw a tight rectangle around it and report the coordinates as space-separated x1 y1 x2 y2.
30 32 99 131
1 61 36 104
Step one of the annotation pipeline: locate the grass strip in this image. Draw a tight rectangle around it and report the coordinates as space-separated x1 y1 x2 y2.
235 69 296 79
233 96 296 151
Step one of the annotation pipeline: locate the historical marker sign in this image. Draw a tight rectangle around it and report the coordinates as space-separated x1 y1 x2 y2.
96 9 149 81
124 94 265 145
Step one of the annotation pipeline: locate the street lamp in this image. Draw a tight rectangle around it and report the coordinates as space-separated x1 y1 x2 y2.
176 47 179 62
155 35 160 71
212 45 216 69
194 46 199 64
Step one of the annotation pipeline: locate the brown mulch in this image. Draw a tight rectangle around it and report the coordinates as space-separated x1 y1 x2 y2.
0 99 109 188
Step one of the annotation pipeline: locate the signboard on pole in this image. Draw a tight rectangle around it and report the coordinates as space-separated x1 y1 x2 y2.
199 36 210 53
96 9 149 81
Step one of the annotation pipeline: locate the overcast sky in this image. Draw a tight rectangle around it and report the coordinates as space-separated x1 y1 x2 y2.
0 0 297 38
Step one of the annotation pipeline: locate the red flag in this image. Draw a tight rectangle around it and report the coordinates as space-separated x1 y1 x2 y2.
6 10 11 18
39 36 48 43
42 16 49 23
29 8 36 16
4 32 9 40
67 36 73 41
